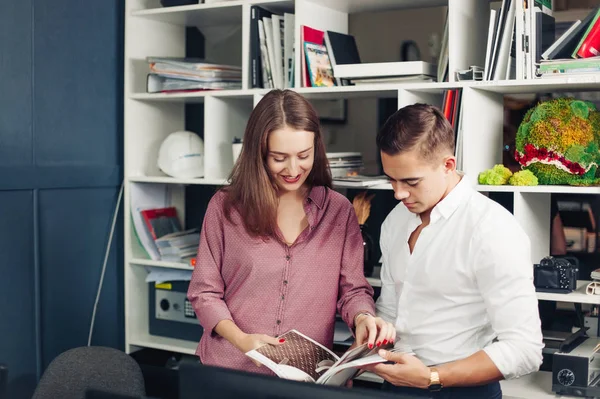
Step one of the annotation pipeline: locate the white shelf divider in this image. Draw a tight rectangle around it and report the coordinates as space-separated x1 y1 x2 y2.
513 192 551 265
204 96 253 180
460 87 504 186
448 0 489 83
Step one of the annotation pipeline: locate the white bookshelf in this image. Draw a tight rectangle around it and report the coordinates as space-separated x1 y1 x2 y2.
124 1 600 397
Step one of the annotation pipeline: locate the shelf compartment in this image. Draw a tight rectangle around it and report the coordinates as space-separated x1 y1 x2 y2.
131 1 244 27
128 333 198 355
132 0 294 26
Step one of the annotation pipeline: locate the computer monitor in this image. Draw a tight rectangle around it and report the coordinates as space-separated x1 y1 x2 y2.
179 362 421 399
85 390 155 399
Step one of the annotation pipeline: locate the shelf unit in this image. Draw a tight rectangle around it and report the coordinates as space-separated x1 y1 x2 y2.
124 1 600 397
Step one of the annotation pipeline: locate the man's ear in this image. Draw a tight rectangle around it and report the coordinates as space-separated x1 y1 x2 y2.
443 156 456 174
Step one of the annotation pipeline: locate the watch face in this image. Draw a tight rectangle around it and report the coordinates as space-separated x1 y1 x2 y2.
428 383 442 392
557 369 575 386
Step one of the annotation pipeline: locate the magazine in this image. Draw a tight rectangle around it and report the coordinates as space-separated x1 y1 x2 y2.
304 42 336 87
246 329 402 386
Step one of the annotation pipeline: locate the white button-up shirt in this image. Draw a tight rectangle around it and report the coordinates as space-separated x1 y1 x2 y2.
376 176 543 380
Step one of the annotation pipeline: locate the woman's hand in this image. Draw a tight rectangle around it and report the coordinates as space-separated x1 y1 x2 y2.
355 314 396 349
234 333 285 366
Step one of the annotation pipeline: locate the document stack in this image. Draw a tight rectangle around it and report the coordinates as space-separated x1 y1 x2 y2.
155 228 200 262
327 152 363 178
146 57 242 93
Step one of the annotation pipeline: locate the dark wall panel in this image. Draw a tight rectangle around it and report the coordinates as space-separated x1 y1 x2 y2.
0 191 37 399
0 0 33 165
0 0 124 395
33 0 120 167
39 187 123 369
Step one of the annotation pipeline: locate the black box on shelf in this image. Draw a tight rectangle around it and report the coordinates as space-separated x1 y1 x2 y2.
149 281 203 342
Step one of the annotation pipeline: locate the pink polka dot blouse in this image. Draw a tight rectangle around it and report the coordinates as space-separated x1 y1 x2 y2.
187 186 375 374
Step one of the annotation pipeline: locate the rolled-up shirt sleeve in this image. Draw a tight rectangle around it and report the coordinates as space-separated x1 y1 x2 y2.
474 217 544 380
337 204 376 330
187 194 233 335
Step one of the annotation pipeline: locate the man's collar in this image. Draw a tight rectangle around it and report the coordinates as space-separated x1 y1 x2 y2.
430 174 471 222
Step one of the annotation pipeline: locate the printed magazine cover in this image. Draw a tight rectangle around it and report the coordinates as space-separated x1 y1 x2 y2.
246 329 400 386
304 42 336 87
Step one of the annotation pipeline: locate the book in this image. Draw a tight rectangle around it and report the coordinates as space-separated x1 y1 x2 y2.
333 61 436 80
249 6 273 88
304 42 336 87
246 329 400 386
300 26 325 87
542 20 582 60
577 15 600 58
572 8 600 58
140 207 182 240
324 30 361 86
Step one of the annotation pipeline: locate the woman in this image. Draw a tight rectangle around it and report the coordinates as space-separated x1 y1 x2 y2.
187 89 395 374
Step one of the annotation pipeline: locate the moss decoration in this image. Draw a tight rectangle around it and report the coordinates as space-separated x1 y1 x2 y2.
514 98 600 185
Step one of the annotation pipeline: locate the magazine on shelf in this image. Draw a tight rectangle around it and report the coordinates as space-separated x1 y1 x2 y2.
246 329 403 386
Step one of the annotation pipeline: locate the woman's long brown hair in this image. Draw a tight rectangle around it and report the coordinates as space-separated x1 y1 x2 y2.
223 89 332 238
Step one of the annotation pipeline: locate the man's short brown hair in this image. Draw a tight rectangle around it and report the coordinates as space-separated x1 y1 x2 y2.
376 103 455 161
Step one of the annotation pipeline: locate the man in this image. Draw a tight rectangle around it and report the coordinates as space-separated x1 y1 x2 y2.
365 104 543 398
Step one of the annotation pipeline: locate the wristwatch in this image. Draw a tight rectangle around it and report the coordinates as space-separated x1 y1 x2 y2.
428 368 443 392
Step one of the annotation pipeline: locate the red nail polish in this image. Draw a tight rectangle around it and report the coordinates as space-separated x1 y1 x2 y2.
368 344 373 349
279 338 285 343
377 341 381 347
383 340 388 345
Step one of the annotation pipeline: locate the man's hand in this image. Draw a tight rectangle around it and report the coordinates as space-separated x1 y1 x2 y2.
355 314 396 349
363 349 431 389
234 333 284 366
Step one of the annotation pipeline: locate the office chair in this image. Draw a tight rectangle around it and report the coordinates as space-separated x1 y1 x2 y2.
32 346 146 399
0 363 7 399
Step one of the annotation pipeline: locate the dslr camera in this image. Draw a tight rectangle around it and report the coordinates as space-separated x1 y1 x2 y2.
533 256 578 294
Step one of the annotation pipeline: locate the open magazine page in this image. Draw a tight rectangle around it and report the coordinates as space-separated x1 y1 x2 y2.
318 343 416 385
317 343 386 385
246 330 340 382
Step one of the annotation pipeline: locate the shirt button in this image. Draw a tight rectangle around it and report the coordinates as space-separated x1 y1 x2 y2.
281 295 285 300
285 255 290 261
276 320 281 325
283 280 288 284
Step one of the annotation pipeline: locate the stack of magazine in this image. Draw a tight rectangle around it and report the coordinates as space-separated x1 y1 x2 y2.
155 228 200 262
246 329 408 386
327 152 363 178
146 57 242 93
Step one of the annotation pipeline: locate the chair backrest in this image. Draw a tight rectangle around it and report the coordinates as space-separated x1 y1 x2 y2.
0 363 8 399
32 347 146 399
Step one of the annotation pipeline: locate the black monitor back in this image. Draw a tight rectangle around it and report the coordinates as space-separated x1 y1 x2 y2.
179 362 420 399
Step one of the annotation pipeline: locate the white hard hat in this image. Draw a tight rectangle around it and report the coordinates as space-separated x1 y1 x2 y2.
157 131 204 178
